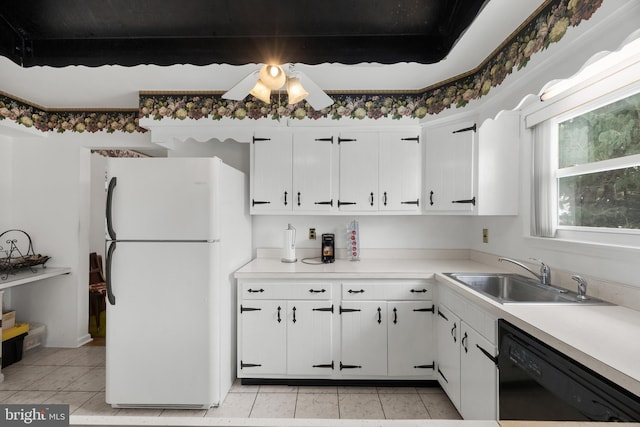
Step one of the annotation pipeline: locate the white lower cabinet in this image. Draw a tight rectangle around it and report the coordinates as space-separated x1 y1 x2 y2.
436 287 498 420
238 279 435 380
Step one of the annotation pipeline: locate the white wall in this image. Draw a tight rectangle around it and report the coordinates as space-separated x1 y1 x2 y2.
0 136 12 231
167 138 250 175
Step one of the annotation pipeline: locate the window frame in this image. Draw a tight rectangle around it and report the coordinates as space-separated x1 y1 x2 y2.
549 85 640 241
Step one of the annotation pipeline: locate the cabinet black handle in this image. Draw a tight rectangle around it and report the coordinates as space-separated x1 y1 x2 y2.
313 362 335 369
476 344 498 365
297 192 301 206
414 362 435 369
383 192 388 206
277 306 281 323
247 288 264 293
315 137 334 143
252 200 270 206
348 289 365 294
462 331 468 353
437 308 448 321
240 305 261 313
292 306 297 323
340 362 362 370
313 305 334 313
315 200 333 206
414 305 435 313
452 197 476 206
284 191 288 206
377 307 382 324
393 307 398 324
401 199 419 206
451 323 457 342
338 200 356 207
309 289 326 293
410 289 428 293
338 137 357 144
240 361 262 369
429 191 434 206
452 124 477 133
370 192 374 206
339 306 361 314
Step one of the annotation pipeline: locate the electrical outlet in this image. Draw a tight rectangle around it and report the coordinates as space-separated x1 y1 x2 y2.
482 228 489 244
309 228 316 240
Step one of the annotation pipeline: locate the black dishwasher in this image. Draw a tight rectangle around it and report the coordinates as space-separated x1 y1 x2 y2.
498 319 640 421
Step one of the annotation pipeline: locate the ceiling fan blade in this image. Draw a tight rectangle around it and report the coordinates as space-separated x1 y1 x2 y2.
222 70 260 101
294 71 334 110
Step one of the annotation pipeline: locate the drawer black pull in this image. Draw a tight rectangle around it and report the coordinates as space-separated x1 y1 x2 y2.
309 288 326 293
410 289 428 293
247 288 264 293
348 289 365 294
240 305 261 313
340 362 362 370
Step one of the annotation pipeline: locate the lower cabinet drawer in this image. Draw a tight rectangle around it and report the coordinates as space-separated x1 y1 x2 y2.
342 280 433 300
241 282 334 300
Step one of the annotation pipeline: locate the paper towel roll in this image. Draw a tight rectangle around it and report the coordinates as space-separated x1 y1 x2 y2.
282 225 297 263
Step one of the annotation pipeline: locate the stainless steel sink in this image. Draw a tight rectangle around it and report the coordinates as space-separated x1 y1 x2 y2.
444 273 610 305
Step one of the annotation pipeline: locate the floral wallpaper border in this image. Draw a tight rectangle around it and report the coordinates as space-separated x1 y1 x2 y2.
0 0 603 134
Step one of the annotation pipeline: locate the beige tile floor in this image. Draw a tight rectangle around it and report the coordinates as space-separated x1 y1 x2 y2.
0 344 461 420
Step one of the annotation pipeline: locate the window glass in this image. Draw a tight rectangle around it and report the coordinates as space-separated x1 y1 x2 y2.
558 92 640 168
556 92 640 230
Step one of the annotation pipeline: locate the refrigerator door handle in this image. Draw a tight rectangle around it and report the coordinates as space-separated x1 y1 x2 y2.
105 241 117 305
106 177 117 240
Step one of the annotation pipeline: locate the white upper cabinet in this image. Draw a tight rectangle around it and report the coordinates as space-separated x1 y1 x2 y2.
379 131 422 211
338 132 379 211
424 120 475 212
423 112 520 215
292 131 336 211
250 131 293 213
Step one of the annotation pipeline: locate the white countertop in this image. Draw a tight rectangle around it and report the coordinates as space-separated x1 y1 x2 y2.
235 255 640 398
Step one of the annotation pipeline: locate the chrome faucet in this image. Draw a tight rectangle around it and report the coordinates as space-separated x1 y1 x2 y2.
498 257 551 286
572 275 589 300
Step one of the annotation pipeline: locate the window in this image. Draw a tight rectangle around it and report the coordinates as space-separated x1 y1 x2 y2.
555 91 640 231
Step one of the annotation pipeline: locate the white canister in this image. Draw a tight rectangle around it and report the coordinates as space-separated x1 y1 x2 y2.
281 224 297 263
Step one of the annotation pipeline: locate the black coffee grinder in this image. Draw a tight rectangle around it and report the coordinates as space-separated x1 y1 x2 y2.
321 233 335 263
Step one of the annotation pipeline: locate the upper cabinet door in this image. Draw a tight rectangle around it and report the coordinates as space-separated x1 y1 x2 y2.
379 132 422 211
292 131 335 211
251 132 293 213
424 121 475 212
338 132 379 211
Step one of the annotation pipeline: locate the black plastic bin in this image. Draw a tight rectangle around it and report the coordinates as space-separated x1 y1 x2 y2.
2 332 28 368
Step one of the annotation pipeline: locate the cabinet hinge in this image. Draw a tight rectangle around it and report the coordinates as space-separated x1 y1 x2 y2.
313 361 335 369
315 137 334 143
413 305 435 313
451 197 476 206
240 361 262 369
438 367 449 383
339 306 361 314
338 137 357 144
476 344 498 365
437 308 448 320
252 137 271 143
240 305 261 313
401 136 420 143
414 362 435 369
452 124 477 133
339 362 362 370
313 305 334 313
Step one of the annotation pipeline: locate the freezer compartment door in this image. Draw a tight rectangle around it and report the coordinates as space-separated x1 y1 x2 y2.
106 241 221 408
106 157 220 241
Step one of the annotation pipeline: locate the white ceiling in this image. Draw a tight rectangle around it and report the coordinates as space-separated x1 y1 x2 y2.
0 0 545 110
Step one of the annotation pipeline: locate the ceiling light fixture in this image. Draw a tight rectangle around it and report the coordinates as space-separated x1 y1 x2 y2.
223 64 334 110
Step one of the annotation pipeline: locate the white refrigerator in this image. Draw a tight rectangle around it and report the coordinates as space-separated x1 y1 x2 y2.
104 157 251 409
